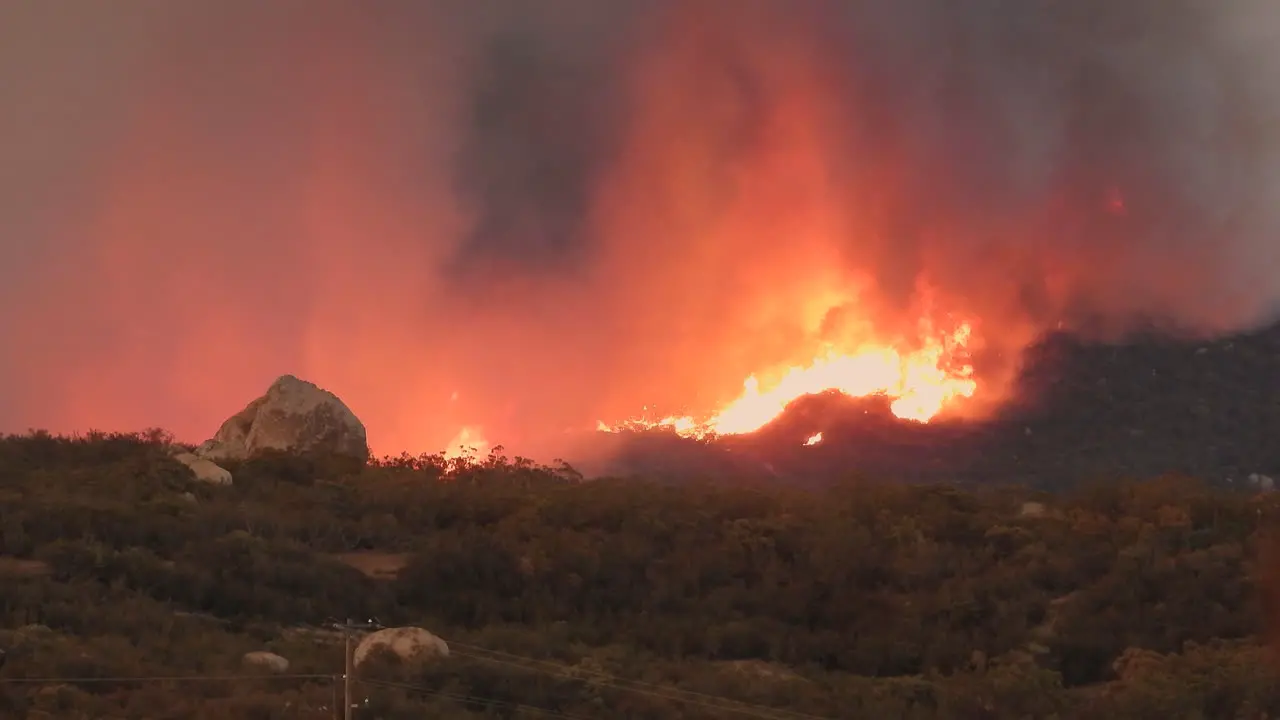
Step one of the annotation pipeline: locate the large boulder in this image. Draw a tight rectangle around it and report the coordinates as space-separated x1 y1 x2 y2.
196 375 368 461
353 627 449 668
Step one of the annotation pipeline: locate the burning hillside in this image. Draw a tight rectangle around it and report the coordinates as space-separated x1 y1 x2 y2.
596 319 1280 489
1 1 1278 461
601 318 977 439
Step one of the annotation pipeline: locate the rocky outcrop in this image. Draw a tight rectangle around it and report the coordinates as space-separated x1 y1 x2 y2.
172 452 233 485
242 651 289 673
196 375 368 461
353 627 449 668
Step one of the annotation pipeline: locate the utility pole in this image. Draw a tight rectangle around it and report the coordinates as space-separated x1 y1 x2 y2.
343 628 352 720
327 617 384 720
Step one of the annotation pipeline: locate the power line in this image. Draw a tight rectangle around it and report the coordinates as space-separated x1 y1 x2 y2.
448 648 808 720
440 640 833 720
0 633 832 719
317 625 831 720
358 676 594 720
0 673 340 719
0 673 335 684
448 639 832 720
0 671 591 720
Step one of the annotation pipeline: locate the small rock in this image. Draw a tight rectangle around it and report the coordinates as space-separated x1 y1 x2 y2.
242 651 290 673
173 453 233 485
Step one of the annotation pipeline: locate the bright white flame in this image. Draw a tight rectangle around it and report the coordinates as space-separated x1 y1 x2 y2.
443 425 488 459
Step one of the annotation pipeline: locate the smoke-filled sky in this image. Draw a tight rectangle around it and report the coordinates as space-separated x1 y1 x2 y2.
2 0 1279 458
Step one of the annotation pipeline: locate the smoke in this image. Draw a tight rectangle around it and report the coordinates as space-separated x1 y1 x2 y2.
1 0 1278 458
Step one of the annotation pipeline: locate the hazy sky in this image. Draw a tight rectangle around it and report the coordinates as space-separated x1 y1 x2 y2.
2 1 1278 458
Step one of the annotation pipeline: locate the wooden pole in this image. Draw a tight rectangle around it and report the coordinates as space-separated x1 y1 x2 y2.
343 619 353 720
330 616 381 719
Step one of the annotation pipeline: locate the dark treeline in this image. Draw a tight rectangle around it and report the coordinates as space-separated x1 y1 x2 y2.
0 430 1278 718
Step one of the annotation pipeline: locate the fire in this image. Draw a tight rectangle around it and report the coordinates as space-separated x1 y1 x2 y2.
805 432 823 446
601 321 977 439
443 425 489 460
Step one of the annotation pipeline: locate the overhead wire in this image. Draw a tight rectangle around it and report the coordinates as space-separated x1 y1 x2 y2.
357 676 594 720
0 671 589 720
0 673 335 684
0 634 835 719
435 639 834 720
292 621 832 719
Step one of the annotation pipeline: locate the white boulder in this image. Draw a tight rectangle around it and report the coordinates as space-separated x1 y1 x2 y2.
242 651 290 673
197 375 368 461
353 627 449 668
172 452 232 485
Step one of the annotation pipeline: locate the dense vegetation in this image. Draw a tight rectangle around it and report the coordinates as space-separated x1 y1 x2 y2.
1 430 1279 718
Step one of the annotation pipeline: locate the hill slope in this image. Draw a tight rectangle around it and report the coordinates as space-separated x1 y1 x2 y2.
603 321 1280 489
1 432 1279 717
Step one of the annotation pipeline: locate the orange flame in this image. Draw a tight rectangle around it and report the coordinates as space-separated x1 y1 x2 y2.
601 321 977 439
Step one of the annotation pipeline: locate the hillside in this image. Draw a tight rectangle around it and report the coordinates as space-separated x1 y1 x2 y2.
2 432 1280 717
604 321 1280 489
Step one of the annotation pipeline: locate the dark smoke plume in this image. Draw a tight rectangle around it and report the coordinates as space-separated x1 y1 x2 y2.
1 0 1277 458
